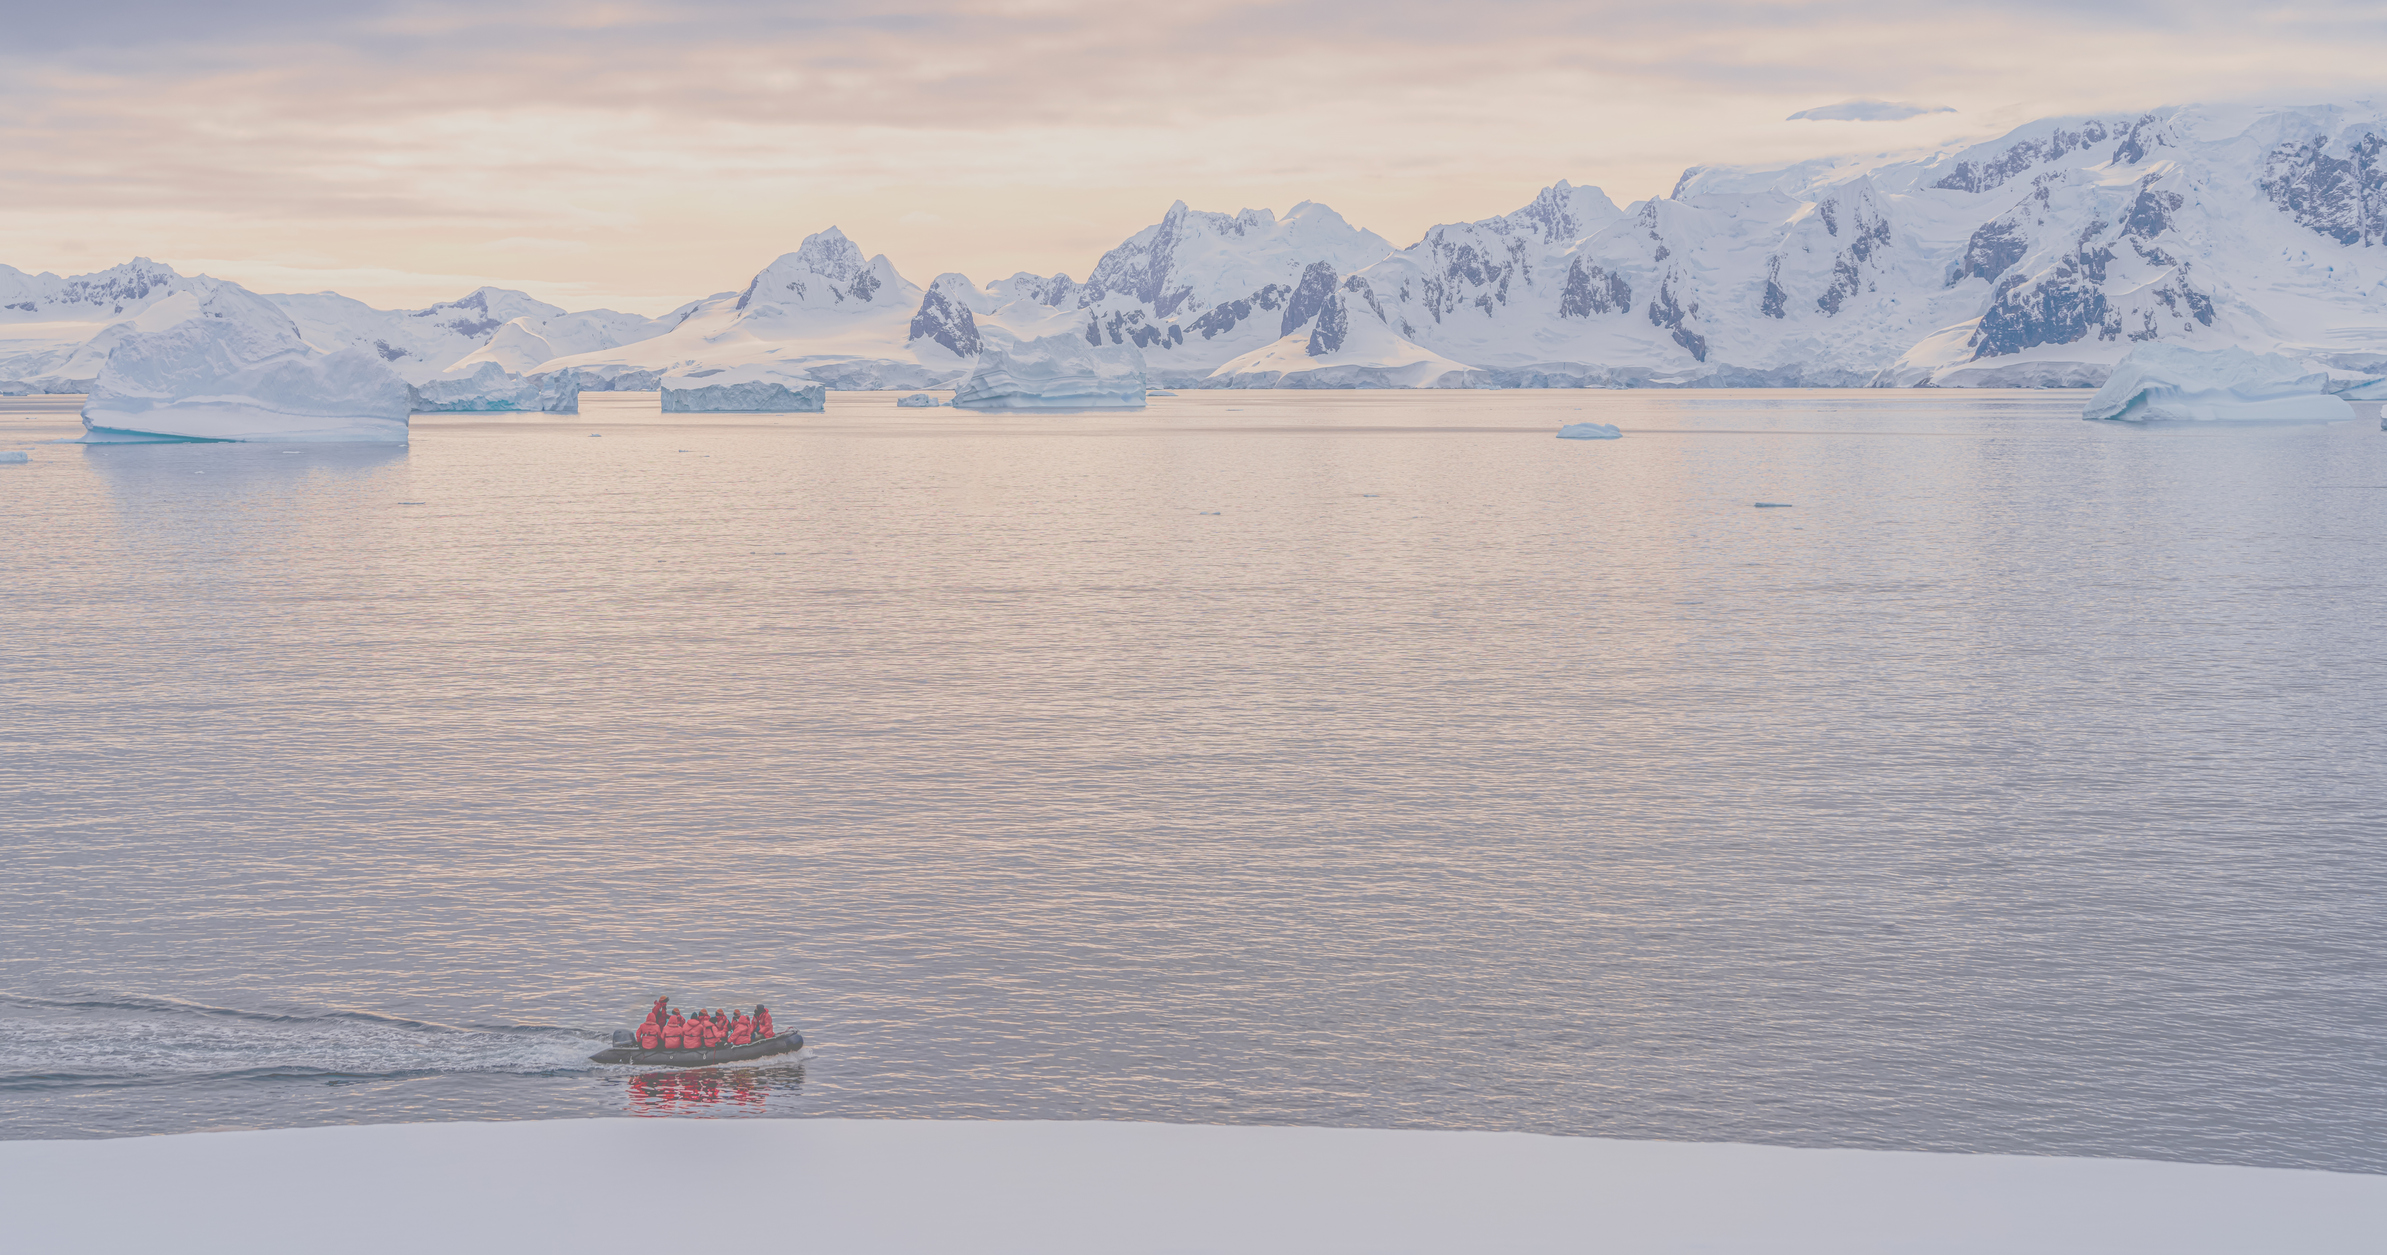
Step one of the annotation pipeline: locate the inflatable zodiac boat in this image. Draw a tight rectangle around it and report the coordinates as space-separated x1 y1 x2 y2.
590 1030 805 1068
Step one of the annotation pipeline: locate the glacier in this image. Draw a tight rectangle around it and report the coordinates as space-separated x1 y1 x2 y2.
2081 344 2355 422
659 362 827 413
79 287 411 442
951 330 1147 410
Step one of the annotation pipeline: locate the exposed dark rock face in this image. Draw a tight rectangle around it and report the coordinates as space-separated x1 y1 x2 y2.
1815 193 1892 316
1647 279 1706 361
2125 179 2185 239
1966 198 2212 361
1083 201 1201 317
1932 122 2111 193
414 291 501 339
907 286 981 357
1187 283 1289 340
1341 275 1388 322
1003 272 1081 307
1092 308 1181 349
1281 262 1339 336
1558 257 1631 318
1305 294 1348 356
2111 113 2168 165
849 269 880 302
2261 131 2387 245
1506 183 1599 243
373 340 406 362
1950 218 2029 286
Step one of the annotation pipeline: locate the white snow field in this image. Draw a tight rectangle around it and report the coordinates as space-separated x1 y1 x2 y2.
951 329 1148 409
3 1119 2381 1254
659 361 827 412
78 286 410 442
2083 343 2356 422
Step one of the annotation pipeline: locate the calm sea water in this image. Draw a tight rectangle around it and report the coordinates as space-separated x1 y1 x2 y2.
3 390 2383 1168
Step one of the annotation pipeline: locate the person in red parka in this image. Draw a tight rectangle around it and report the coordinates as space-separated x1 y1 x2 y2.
705 1012 726 1047
728 1013 752 1046
753 1005 774 1040
637 1013 662 1051
663 1011 686 1050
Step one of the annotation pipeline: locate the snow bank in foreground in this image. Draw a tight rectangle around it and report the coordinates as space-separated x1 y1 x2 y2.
659 362 826 413
410 361 579 413
5 1119 2380 1255
1558 422 1622 439
80 288 410 442
2083 344 2355 423
953 330 1146 410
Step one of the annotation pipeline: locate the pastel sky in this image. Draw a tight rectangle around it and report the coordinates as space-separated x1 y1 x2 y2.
6 1 2383 314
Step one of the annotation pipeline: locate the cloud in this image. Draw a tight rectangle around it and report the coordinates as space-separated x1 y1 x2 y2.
1787 99 1957 122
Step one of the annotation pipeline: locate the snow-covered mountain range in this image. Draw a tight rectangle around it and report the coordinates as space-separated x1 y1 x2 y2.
12 100 2387 395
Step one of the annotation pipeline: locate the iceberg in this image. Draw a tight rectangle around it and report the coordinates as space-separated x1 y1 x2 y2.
2083 344 2355 423
659 362 826 413
1557 422 1622 439
952 330 1147 411
409 361 580 413
0 451 28 464
79 287 410 443
896 393 942 407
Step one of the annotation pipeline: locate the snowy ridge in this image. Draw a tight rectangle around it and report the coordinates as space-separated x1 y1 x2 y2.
14 102 2387 393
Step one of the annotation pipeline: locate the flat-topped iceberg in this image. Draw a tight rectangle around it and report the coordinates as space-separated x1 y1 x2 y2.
896 393 942 407
410 361 579 413
659 362 826 413
2084 344 2355 423
81 287 410 442
952 330 1146 411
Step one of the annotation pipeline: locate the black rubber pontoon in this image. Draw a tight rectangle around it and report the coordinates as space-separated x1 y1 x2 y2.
590 1030 805 1067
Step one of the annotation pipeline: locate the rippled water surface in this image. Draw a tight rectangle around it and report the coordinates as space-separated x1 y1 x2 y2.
3 390 2383 1166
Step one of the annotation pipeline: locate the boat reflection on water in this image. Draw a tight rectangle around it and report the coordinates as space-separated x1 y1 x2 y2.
624 1065 805 1116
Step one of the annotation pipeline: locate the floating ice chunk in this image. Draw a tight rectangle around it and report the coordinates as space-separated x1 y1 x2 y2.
1146 389 1178 397
79 286 410 443
1755 502 1793 508
952 330 1146 411
2084 344 2355 423
410 361 580 413
1557 422 1622 439
0 451 28 464
659 362 826 413
895 393 942 407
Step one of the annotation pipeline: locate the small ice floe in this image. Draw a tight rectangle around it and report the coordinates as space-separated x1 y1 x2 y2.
895 393 942 408
1557 422 1622 440
1147 389 1178 397
0 451 28 464
589 433 602 437
1755 502 1793 508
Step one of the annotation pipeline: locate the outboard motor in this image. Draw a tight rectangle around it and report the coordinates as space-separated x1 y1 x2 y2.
612 1029 636 1047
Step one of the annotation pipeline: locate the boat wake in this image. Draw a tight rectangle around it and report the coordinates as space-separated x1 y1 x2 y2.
0 992 601 1092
